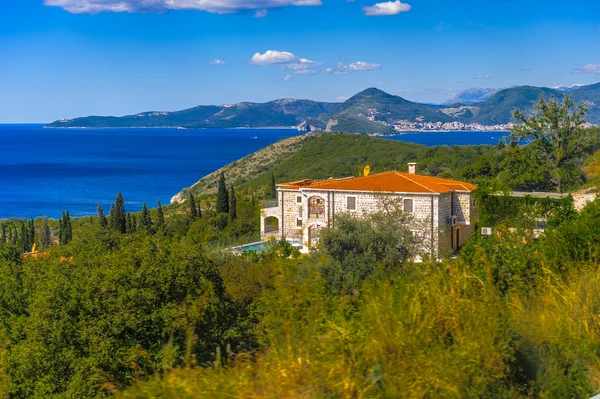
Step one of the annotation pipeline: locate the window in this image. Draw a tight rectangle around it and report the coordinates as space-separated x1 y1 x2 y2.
347 196 356 210
296 218 303 227
296 195 302 203
403 198 413 213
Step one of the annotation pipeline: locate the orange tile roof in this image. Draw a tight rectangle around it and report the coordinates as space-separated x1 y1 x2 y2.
278 171 476 194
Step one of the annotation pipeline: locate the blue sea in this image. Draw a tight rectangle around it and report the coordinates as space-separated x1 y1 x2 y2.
0 125 508 219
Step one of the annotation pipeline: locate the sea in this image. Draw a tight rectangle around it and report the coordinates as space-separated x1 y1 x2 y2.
0 125 509 219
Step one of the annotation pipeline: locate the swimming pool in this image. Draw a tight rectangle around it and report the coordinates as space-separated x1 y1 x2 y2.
231 239 303 254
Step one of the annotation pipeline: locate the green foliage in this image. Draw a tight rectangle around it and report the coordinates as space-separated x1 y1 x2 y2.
504 94 589 192
140 202 152 233
39 217 52 249
319 205 421 294
109 193 126 233
268 172 276 200
97 203 107 228
188 192 198 219
216 172 229 215
156 199 165 232
228 186 237 221
0 229 256 398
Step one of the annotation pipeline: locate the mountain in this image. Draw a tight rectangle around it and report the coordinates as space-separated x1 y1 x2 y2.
570 82 600 123
47 99 339 129
555 84 584 92
46 83 600 133
333 88 454 124
444 88 500 105
464 86 564 125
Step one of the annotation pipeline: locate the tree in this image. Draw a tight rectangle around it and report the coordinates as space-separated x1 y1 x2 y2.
505 94 589 193
140 203 152 232
28 216 35 249
110 193 127 233
20 221 29 252
65 211 72 244
229 186 237 220
188 192 198 219
40 217 52 249
216 172 229 214
269 172 277 200
126 214 132 234
1 224 5 243
319 199 421 294
60 211 72 245
156 199 165 232
97 204 108 228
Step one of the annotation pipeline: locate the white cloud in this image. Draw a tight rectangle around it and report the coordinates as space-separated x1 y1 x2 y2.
284 69 317 81
336 96 350 101
208 59 227 66
328 61 381 74
253 9 268 18
251 50 322 80
250 50 298 65
43 0 322 14
572 64 600 75
347 61 380 71
473 75 492 80
362 0 411 16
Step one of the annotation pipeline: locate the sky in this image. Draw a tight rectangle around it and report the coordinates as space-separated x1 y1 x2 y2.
0 0 599 123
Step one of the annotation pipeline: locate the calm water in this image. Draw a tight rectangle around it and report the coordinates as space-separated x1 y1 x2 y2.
0 125 508 219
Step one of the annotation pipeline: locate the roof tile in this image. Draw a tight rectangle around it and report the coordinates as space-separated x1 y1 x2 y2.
278 171 476 193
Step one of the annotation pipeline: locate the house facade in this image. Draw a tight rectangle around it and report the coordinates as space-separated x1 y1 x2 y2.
261 163 478 257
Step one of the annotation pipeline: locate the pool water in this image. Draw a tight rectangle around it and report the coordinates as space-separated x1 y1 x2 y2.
232 239 303 254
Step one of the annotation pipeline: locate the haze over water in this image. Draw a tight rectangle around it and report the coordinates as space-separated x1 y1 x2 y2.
0 125 506 219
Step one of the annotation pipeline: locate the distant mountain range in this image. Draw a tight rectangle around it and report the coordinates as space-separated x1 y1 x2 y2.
47 83 600 134
445 88 500 105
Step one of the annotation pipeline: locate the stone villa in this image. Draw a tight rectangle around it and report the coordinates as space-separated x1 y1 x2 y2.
261 163 478 257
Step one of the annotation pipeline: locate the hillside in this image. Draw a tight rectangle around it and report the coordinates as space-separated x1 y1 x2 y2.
47 84 600 133
47 99 338 129
333 88 454 124
465 86 564 125
172 132 495 203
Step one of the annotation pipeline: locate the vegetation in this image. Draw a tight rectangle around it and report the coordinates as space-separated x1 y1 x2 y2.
3 195 597 397
1 99 599 397
504 94 590 192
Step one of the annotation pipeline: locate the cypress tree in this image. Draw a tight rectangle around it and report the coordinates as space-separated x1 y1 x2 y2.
197 200 202 218
188 192 198 219
98 203 108 228
1 224 5 243
65 211 72 244
156 199 165 232
125 213 132 233
229 186 237 220
110 193 126 233
40 216 52 249
28 216 35 248
20 221 28 252
132 214 138 232
216 172 229 214
251 193 255 208
59 211 66 245
140 202 152 232
269 172 277 200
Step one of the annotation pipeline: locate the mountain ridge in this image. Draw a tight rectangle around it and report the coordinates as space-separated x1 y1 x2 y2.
47 83 600 133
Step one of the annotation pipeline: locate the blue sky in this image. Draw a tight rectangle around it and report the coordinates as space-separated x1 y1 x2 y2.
0 0 599 122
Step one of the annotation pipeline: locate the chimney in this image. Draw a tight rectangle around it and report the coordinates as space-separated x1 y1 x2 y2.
407 162 418 175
